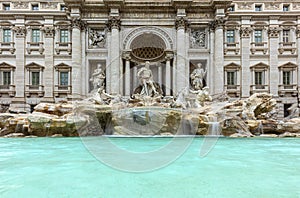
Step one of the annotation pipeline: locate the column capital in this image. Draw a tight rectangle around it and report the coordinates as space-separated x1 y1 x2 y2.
268 26 280 38
71 17 86 31
165 50 174 61
42 26 55 38
209 16 226 31
240 26 252 38
122 50 131 60
175 16 189 30
13 26 26 38
107 16 121 31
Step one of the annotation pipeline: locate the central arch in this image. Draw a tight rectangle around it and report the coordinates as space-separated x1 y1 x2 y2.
122 27 174 96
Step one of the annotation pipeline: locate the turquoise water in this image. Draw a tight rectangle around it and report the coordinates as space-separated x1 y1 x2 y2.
0 137 300 198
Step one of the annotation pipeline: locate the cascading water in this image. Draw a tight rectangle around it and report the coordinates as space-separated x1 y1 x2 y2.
207 116 222 136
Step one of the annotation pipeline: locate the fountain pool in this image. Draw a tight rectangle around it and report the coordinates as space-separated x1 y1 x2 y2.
0 137 300 198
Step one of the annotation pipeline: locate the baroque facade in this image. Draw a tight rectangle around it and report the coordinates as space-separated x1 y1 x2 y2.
0 0 300 117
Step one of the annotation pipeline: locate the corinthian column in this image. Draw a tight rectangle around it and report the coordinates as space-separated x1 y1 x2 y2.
107 16 121 95
71 18 85 99
213 17 225 95
13 26 26 100
42 26 55 102
175 16 188 93
268 24 280 96
240 26 252 98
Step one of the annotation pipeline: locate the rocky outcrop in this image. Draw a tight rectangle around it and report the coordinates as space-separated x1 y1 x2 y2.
0 93 300 138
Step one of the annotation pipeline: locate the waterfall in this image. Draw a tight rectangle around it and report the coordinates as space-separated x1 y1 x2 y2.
207 116 222 136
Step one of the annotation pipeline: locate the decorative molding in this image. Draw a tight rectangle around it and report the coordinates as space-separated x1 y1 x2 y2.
240 27 252 38
42 26 55 38
13 1 29 9
268 27 280 38
41 2 58 10
13 26 26 37
123 26 173 49
107 16 121 31
265 3 280 10
237 2 252 10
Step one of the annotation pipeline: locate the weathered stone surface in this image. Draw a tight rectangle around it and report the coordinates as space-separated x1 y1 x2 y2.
259 134 278 138
4 133 25 138
222 116 251 136
229 133 250 138
277 118 300 133
279 132 297 138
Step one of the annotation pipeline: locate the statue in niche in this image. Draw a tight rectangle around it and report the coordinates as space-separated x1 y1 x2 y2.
90 64 105 92
190 63 207 91
89 29 106 48
133 61 163 97
190 30 206 48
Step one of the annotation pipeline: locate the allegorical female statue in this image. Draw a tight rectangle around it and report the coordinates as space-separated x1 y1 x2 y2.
90 64 105 91
190 63 206 90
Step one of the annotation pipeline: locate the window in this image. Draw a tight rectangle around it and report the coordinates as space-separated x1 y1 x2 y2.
282 30 289 43
60 5 66 11
226 30 235 43
59 72 68 86
283 5 289 12
283 71 291 85
31 72 40 85
255 71 263 85
254 30 262 43
60 30 69 43
255 5 262 11
3 29 11 43
32 4 39 11
2 71 11 85
3 3 10 10
31 29 40 43
227 71 236 85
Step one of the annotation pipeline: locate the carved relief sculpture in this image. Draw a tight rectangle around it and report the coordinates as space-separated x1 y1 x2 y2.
190 29 206 48
88 29 106 48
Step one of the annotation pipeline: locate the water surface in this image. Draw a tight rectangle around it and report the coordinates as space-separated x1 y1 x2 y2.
0 137 299 198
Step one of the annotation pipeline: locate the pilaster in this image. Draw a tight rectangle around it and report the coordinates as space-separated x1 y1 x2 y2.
13 26 26 100
70 17 85 99
42 26 55 102
240 26 252 98
268 25 280 96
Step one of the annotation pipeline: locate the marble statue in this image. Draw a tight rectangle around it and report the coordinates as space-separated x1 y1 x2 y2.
190 63 206 90
136 61 159 96
90 64 105 91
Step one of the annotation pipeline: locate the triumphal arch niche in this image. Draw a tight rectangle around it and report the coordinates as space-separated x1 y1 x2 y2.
122 27 175 96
